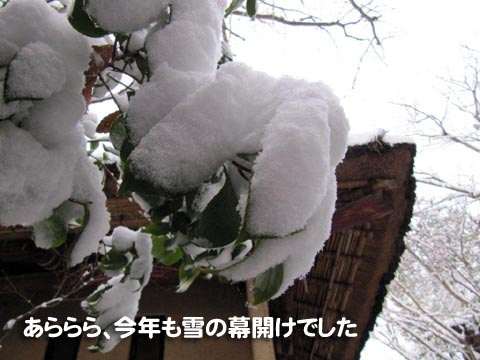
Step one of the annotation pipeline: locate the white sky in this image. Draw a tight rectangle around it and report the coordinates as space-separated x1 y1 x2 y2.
228 1 480 358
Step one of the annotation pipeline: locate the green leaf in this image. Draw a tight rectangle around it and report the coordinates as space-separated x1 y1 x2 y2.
143 222 170 236
192 173 241 248
148 198 183 223
160 248 183 266
89 140 99 152
151 235 182 266
177 264 201 293
109 114 127 151
252 263 283 305
151 235 167 259
68 0 110 38
246 0 257 18
225 0 245 16
32 211 68 249
172 212 190 234
134 53 150 81
85 285 111 304
119 138 135 162
100 249 129 271
231 243 247 259
118 164 169 197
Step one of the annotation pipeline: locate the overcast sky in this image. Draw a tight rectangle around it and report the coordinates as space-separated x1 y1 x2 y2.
228 1 480 358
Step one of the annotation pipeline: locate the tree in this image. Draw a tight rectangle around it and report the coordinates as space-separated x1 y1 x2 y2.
0 0 378 352
374 49 480 359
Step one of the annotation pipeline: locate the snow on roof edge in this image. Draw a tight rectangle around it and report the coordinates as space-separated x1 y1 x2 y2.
348 128 414 147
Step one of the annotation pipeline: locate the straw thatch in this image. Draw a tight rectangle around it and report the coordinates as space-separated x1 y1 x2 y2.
270 141 416 360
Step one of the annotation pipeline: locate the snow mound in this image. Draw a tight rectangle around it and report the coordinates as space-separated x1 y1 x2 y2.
0 0 110 265
86 0 169 34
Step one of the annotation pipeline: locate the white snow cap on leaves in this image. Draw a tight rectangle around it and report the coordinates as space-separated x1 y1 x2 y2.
86 0 169 33
0 0 110 265
0 122 80 225
127 0 227 143
77 0 345 303
0 0 89 96
23 90 85 146
83 227 152 352
6 42 66 101
126 63 212 144
68 155 111 266
129 59 348 296
0 39 18 65
221 175 338 297
146 0 226 74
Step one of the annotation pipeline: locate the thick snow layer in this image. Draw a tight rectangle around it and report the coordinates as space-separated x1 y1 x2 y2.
146 0 225 75
147 20 221 74
6 42 66 100
86 0 169 34
129 58 348 295
0 122 79 225
221 175 337 297
22 90 85 146
126 64 212 144
130 64 348 246
246 99 332 237
0 0 110 266
129 57 348 296
0 68 33 120
0 39 18 65
109 226 135 252
0 0 90 96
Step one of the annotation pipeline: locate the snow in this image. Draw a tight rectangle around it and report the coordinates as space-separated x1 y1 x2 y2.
146 0 225 74
68 155 111 266
0 122 79 225
0 0 110 266
246 98 332 237
86 0 169 34
6 41 66 101
122 0 348 297
22 90 85 146
126 29 148 53
129 60 348 295
147 20 221 74
192 169 226 213
81 111 99 138
1 0 351 325
348 129 414 146
3 319 16 331
0 39 18 65
126 64 211 144
221 174 338 297
83 227 152 352
109 226 135 252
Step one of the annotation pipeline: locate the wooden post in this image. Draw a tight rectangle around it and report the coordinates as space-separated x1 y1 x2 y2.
246 279 277 360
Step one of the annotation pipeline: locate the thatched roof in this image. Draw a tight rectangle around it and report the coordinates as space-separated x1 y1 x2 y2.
0 140 415 360
270 141 416 360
